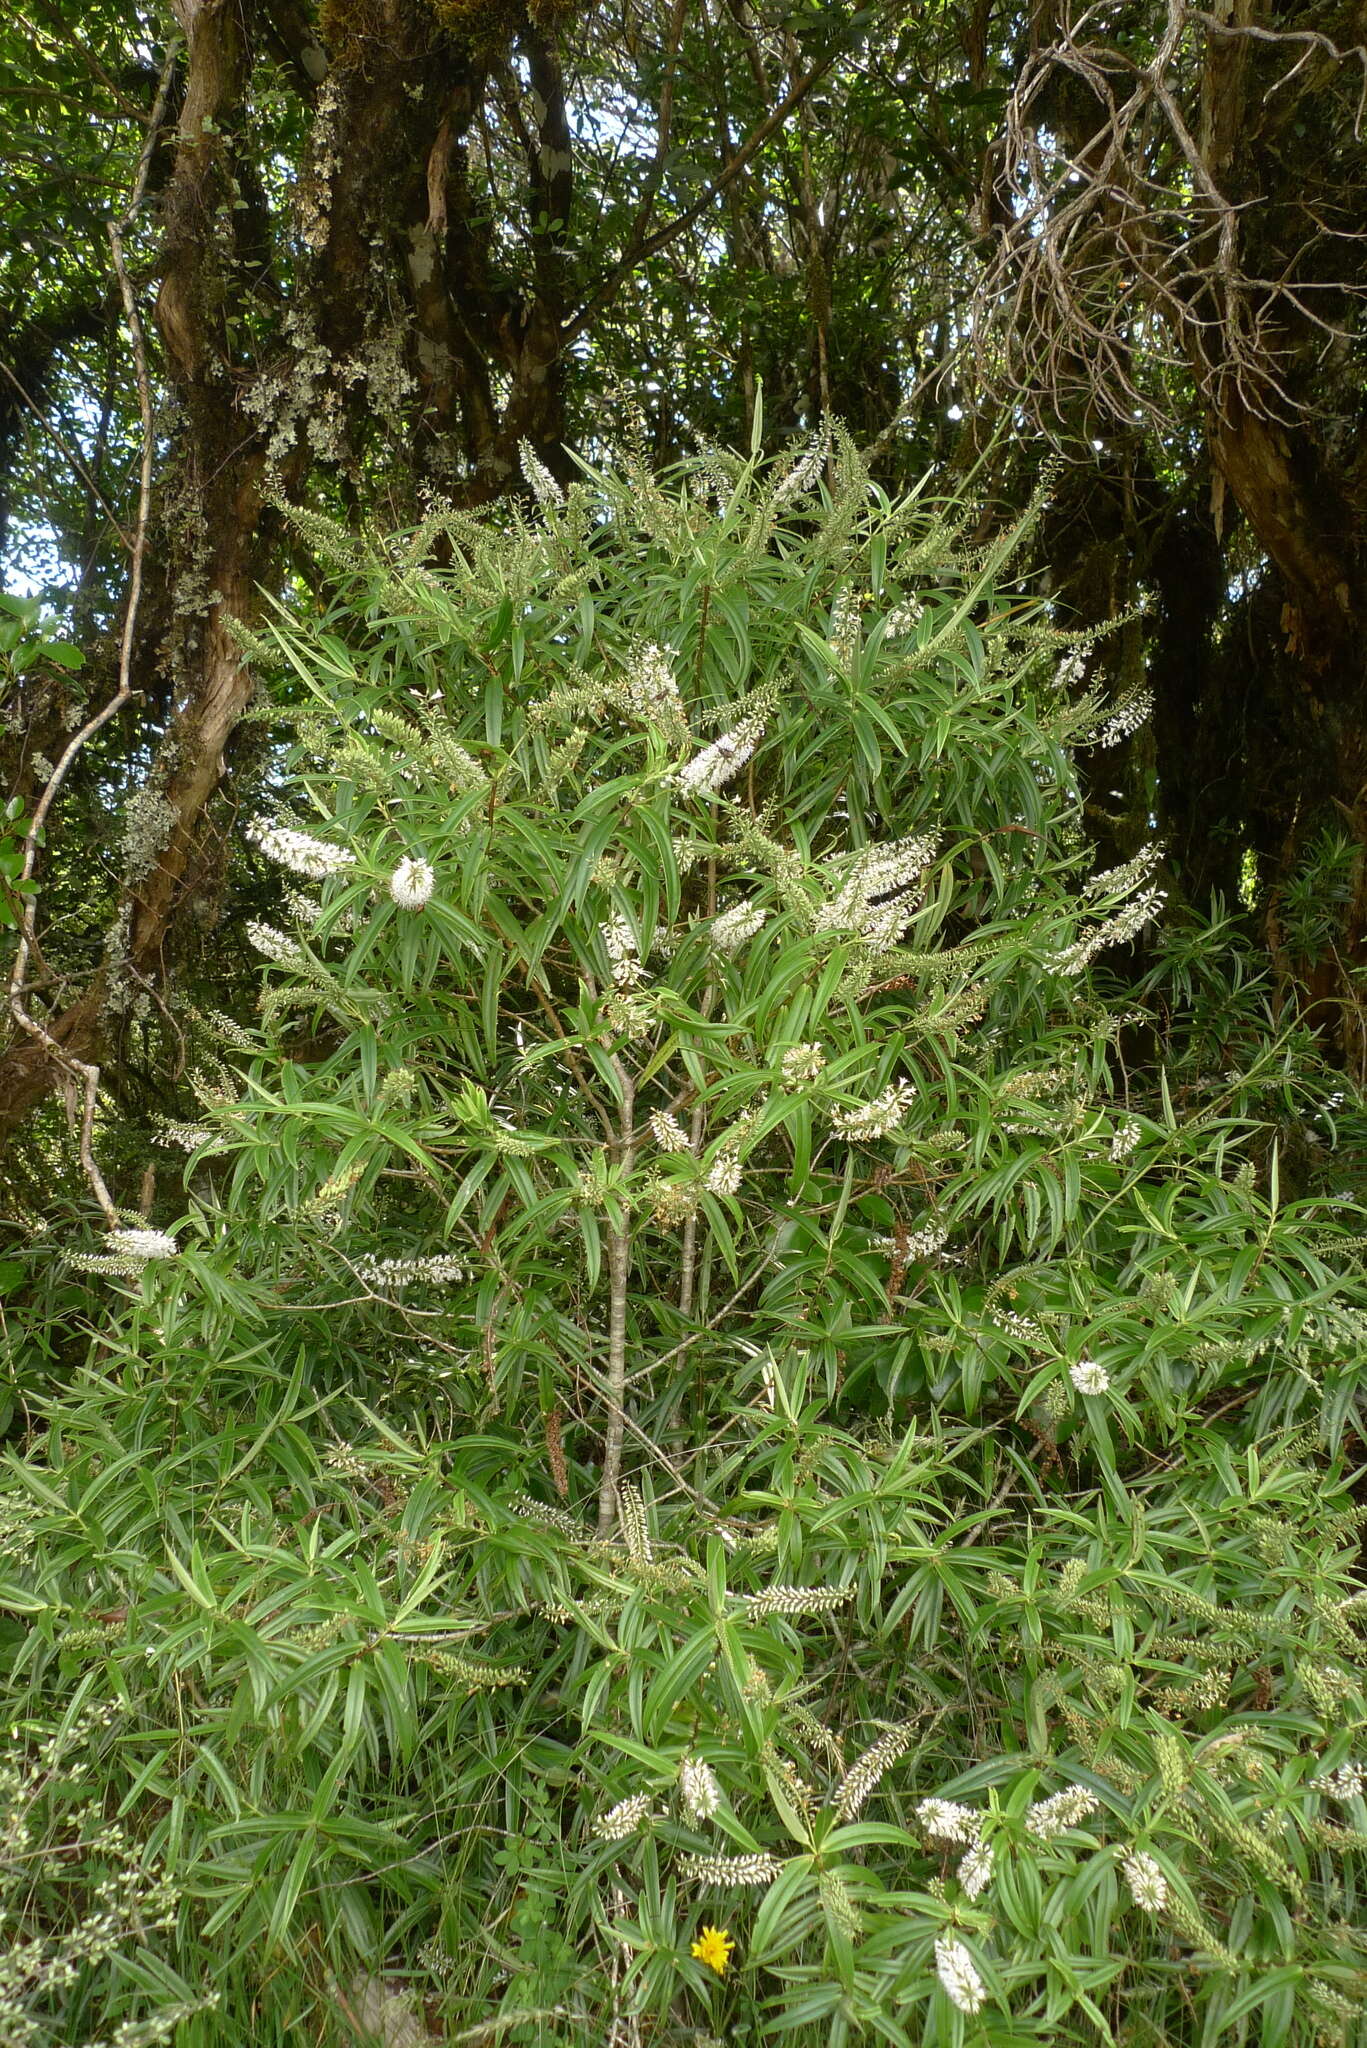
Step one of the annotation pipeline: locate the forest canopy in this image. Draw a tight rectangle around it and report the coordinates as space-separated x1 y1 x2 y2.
2 3 1367 2046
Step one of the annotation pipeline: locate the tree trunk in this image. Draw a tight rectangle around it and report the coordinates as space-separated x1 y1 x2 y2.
0 0 579 1143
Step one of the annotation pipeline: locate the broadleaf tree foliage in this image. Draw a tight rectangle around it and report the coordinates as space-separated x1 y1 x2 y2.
0 0 868 1133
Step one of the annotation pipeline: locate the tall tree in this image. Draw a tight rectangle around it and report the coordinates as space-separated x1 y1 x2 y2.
0 0 866 1154
6 0 1367 1214
973 0 1367 1062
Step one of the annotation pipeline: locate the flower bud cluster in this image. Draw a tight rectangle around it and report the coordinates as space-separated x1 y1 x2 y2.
886 1219 948 1262
828 589 861 665
622 642 687 735
780 1042 826 1087
70 1224 180 1277
992 1308 1046 1346
1024 1785 1099 1839
1110 1117 1142 1162
711 900 767 955
247 817 355 879
518 437 564 509
619 1484 653 1566
676 720 764 797
593 1792 654 1842
110 1226 178 1262
1069 1358 1111 1396
831 1081 916 1141
916 1796 982 1847
1121 1849 1168 1911
247 920 305 968
934 1935 986 2015
353 1253 466 1290
390 856 435 909
957 1841 995 1897
1312 1759 1365 1799
1052 888 1165 975
740 1582 854 1619
882 597 923 637
679 1850 781 1886
835 1724 914 1819
1096 687 1154 747
679 1756 722 1824
157 1130 214 1163
815 833 937 947
1084 843 1164 902
647 1176 699 1227
649 1110 692 1153
601 914 643 988
770 434 826 505
511 1494 587 1539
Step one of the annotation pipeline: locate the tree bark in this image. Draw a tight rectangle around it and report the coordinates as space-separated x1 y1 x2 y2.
0 0 578 1142
0 0 264 1139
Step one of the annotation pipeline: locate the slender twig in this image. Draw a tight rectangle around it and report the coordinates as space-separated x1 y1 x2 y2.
525 973 616 1140
565 1244 782 1529
611 0 691 274
447 2011 573 2044
677 1116 703 1318
784 28 832 430
621 1245 776 1392
6 42 177 1223
1186 10 1367 134
678 849 718 1318
596 1054 637 1534
0 362 134 552
566 51 839 344
577 1362 719 1519
971 0 1367 432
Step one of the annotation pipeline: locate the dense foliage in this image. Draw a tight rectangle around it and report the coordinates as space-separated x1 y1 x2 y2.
3 0 1367 1167
4 445 1366 2047
3 0 1367 2039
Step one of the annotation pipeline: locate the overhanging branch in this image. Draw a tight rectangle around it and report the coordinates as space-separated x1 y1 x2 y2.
566 48 839 345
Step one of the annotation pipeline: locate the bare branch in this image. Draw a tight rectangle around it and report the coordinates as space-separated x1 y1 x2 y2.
611 0 692 273
5 42 177 1224
567 49 840 344
969 0 1367 436
0 361 134 553
595 1057 637 1536
1186 10 1367 134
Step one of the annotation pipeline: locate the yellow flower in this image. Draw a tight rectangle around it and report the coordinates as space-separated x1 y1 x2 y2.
690 1924 735 1977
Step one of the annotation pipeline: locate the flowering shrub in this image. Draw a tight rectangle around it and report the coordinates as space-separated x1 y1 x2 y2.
2 435 1366 2044
0 1709 206 2048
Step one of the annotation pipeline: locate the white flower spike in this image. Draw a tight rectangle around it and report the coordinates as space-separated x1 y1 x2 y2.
390 856 435 910
679 1756 722 1824
109 1227 178 1262
934 1935 986 2015
957 1842 994 1898
916 1796 982 1846
1070 1358 1111 1396
1121 1849 1168 1912
1025 1784 1099 1839
247 818 355 880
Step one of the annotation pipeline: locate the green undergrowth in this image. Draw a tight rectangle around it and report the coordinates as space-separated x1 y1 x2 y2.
3 431 1367 2047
